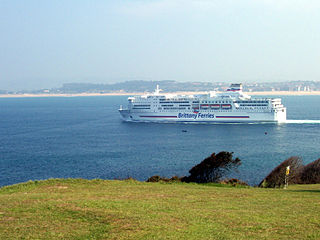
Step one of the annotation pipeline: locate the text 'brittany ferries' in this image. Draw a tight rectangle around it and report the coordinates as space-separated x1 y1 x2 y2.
178 113 214 119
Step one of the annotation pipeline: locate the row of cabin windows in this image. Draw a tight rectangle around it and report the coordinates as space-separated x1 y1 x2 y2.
159 100 233 104
239 104 268 107
134 100 269 105
159 101 189 104
201 100 232 104
163 107 188 110
235 101 268 103
160 98 189 101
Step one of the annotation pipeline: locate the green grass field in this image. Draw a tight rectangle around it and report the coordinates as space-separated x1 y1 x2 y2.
0 179 319 239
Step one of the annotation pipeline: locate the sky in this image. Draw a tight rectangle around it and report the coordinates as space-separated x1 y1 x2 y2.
0 0 320 90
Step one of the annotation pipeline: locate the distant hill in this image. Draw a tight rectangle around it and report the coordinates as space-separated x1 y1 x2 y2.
52 80 226 93
48 80 320 94
2 80 320 94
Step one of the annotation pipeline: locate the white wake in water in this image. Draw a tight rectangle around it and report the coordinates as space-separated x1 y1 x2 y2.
285 120 320 124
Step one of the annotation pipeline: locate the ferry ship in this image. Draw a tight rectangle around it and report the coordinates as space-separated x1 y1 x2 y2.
119 84 286 123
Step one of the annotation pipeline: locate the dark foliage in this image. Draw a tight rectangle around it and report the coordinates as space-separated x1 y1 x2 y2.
298 158 320 184
146 175 182 183
259 157 303 188
146 175 162 182
183 152 241 183
220 178 249 187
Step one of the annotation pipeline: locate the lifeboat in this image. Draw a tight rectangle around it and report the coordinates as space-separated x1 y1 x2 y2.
210 104 220 109
200 104 209 109
221 104 232 109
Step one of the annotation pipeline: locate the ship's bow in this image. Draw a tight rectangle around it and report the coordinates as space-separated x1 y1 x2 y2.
119 109 130 121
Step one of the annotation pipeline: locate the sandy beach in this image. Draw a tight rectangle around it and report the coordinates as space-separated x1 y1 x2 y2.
1 91 320 98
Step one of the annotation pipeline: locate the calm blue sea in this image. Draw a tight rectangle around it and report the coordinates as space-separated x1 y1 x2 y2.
1 95 320 187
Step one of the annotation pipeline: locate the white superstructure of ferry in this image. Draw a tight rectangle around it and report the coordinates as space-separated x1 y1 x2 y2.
119 84 286 123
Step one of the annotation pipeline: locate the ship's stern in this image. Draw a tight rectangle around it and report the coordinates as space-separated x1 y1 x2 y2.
275 107 286 122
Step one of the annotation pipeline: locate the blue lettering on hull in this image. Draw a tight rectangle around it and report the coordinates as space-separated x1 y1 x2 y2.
178 113 214 119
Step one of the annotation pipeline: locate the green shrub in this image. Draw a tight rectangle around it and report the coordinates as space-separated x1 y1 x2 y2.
220 178 249 187
146 175 182 183
183 151 241 183
259 157 303 188
298 158 320 184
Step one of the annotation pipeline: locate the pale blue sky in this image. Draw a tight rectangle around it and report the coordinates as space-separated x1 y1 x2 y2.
1 0 320 90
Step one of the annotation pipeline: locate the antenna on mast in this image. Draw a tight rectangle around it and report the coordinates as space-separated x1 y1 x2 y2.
154 85 162 95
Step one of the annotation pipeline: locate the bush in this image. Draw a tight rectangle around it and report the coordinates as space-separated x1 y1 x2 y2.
220 178 249 187
146 175 162 182
298 158 320 184
259 157 303 188
146 175 182 183
183 151 241 183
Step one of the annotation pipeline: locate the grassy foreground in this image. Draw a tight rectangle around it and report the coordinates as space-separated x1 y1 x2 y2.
0 179 319 240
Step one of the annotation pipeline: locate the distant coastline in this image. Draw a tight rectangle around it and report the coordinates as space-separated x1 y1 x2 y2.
2 80 320 97
1 91 320 98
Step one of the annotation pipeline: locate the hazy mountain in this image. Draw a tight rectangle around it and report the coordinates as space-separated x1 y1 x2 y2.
51 80 320 93
51 80 226 93
2 80 320 94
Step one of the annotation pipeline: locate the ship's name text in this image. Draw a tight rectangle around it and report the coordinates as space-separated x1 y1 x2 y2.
178 113 214 119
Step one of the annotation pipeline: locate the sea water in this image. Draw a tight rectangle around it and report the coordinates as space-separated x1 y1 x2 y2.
1 95 320 186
